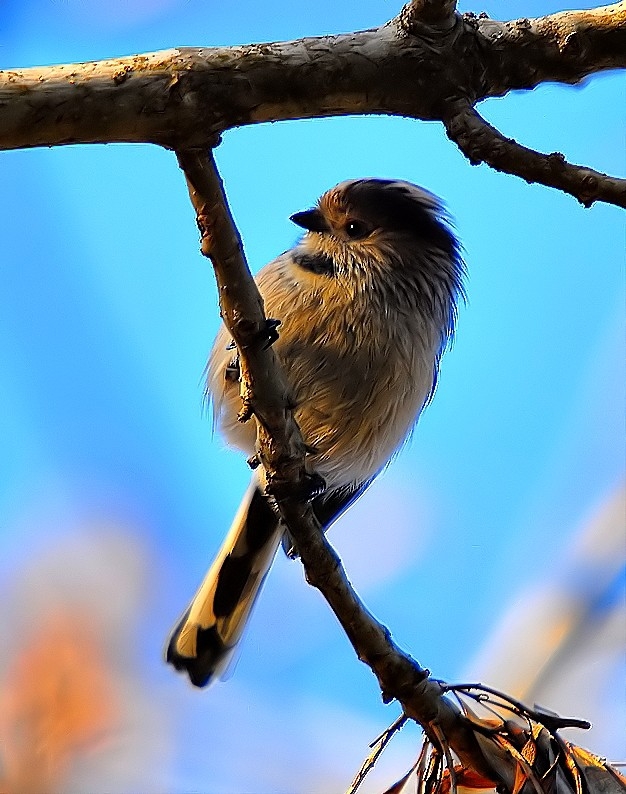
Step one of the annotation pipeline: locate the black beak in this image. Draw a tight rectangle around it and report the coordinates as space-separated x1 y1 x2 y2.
290 209 327 233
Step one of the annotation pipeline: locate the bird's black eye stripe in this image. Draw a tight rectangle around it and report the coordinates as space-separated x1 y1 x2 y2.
293 250 335 276
345 219 370 240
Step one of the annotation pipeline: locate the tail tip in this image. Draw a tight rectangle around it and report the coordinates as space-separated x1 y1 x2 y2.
166 622 231 688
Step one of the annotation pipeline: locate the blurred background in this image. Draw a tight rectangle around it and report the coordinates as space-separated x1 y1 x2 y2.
0 0 624 791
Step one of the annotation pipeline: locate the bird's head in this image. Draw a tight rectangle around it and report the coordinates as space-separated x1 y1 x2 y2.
290 178 459 270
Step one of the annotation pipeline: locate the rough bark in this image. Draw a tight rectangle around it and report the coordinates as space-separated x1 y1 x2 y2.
443 100 626 207
0 3 625 206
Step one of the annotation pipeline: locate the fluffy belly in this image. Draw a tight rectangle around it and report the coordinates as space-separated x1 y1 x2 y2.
213 340 435 490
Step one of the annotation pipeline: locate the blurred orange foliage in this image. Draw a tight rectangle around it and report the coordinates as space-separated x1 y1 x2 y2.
0 610 119 794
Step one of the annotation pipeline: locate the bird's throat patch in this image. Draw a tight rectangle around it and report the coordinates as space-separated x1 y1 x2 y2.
293 250 335 276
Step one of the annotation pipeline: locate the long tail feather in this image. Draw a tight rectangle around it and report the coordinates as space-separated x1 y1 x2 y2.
166 483 281 687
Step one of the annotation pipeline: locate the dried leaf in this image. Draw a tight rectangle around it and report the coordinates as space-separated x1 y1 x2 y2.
554 763 578 794
555 738 584 794
473 731 519 792
438 767 497 793
459 700 503 733
424 748 443 794
536 730 560 794
570 744 626 794
531 723 545 742
431 722 458 794
346 715 409 794
512 760 529 794
571 746 613 770
492 734 544 794
416 739 431 794
521 737 537 768
458 769 499 789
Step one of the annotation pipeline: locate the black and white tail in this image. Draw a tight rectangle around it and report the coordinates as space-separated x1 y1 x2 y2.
166 482 282 687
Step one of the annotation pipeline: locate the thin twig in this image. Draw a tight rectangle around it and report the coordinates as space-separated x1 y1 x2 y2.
431 722 459 794
443 100 626 209
445 683 591 731
346 715 409 794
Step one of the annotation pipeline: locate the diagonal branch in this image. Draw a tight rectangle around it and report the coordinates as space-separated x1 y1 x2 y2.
443 100 626 208
175 145 494 779
175 146 306 485
176 146 623 790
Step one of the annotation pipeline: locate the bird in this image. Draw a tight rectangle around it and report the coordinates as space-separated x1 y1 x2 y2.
166 178 464 687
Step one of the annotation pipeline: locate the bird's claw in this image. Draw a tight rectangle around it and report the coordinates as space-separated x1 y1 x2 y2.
302 472 326 500
224 354 240 383
225 317 280 356
266 471 326 503
260 318 281 350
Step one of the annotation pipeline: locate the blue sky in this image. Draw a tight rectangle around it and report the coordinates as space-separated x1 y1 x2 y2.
0 1 624 791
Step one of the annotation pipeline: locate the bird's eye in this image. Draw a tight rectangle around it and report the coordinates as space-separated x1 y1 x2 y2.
345 220 370 240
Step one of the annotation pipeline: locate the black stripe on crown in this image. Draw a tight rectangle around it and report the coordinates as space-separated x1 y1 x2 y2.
345 179 458 260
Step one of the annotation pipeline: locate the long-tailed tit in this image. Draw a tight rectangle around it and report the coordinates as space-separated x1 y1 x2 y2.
167 178 464 687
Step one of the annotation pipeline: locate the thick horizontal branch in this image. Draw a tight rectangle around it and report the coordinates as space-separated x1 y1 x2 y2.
177 147 493 778
444 101 626 207
474 1 626 94
0 3 624 152
398 0 458 30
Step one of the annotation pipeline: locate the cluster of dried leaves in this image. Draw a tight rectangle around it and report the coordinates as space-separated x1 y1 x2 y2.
348 685 625 794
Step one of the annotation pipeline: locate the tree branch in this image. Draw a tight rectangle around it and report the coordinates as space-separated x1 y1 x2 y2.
176 146 494 779
0 3 623 147
475 2 626 95
176 146 310 499
175 146 625 790
1 2 623 205
398 0 458 31
443 100 626 208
